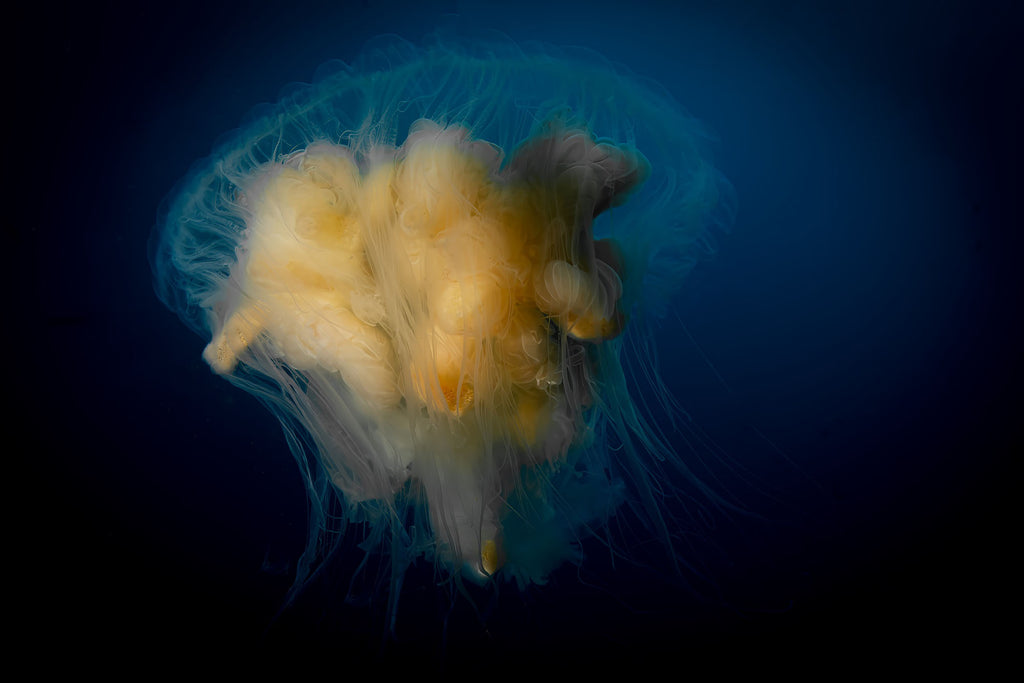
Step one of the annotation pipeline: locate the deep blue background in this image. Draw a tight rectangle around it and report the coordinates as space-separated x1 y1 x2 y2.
21 0 1020 673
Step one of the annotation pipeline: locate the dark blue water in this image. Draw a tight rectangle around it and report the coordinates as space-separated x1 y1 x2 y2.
25 0 1019 673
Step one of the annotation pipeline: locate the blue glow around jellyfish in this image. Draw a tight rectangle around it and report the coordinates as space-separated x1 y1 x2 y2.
150 34 736 626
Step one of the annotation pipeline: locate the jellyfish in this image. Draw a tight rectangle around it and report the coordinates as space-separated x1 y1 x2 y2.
150 35 735 624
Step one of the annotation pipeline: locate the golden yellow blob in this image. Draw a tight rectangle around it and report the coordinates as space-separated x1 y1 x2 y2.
205 123 634 454
481 539 502 576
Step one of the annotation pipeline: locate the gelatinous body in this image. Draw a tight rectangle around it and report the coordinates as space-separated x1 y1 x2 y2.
151 36 734 614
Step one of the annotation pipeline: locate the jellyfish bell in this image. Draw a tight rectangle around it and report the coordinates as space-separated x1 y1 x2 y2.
151 35 735 617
